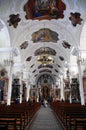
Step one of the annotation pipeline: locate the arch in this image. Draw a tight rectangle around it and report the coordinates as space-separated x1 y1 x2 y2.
0 19 21 73
80 21 86 49
0 19 11 64
0 19 10 47
36 73 55 86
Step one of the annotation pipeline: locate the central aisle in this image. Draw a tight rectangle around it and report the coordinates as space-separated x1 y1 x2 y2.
29 106 63 130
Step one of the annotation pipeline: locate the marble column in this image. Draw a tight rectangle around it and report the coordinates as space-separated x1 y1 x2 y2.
77 55 85 105
67 65 71 103
53 85 56 99
19 72 23 103
26 82 30 102
6 59 14 105
37 88 39 102
60 75 65 101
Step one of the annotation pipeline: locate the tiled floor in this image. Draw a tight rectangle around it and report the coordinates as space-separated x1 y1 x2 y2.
29 106 63 130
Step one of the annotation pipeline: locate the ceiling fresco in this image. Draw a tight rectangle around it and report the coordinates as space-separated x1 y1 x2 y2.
32 28 59 43
34 47 56 56
24 0 66 20
38 64 53 69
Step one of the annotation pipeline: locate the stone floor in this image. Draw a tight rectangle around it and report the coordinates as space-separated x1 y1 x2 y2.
28 105 63 130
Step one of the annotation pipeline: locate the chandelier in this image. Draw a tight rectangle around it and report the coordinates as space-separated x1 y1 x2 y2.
37 55 54 65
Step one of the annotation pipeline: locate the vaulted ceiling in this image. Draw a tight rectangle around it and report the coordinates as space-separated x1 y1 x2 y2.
0 0 86 85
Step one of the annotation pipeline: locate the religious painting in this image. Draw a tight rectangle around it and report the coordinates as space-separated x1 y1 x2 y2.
24 0 66 20
71 78 80 103
56 89 60 100
35 47 56 56
65 91 70 102
12 79 20 100
32 28 59 43
42 86 50 99
0 69 7 77
83 76 86 103
0 80 5 90
69 12 83 27
83 77 86 95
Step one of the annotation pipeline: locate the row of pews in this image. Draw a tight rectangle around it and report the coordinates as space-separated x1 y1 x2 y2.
0 102 41 130
50 101 86 130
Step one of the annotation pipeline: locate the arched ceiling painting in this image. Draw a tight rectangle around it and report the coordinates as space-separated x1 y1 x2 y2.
32 28 59 43
34 47 56 56
24 0 66 20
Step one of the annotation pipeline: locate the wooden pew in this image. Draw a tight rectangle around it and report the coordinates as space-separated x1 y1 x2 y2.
0 102 41 130
50 101 86 130
0 118 16 130
0 113 24 130
74 119 86 130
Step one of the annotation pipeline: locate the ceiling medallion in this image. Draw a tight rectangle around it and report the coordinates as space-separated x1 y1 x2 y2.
32 69 36 73
62 41 71 49
20 41 28 49
26 56 32 61
30 64 35 68
7 14 21 28
37 55 54 65
59 56 64 61
69 12 83 27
